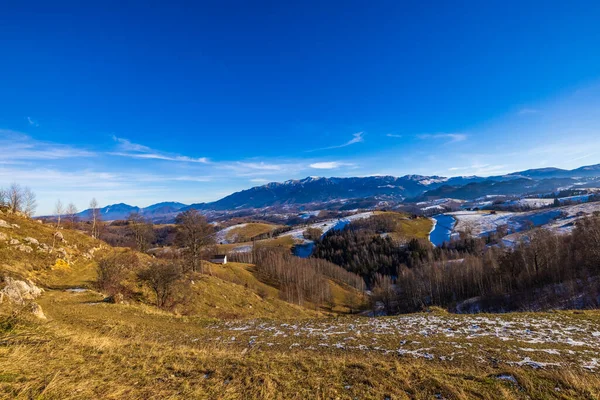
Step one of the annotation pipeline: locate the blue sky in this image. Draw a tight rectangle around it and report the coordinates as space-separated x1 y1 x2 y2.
2 1 600 214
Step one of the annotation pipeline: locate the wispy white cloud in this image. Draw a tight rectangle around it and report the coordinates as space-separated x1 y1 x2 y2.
0 130 95 160
250 178 269 183
306 132 364 152
418 133 467 143
110 135 210 163
309 161 354 169
386 133 402 138
26 117 39 127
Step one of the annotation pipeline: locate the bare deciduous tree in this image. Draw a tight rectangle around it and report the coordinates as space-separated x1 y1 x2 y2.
137 261 182 308
89 198 101 238
175 209 215 273
7 183 23 214
23 187 37 217
127 212 155 252
54 199 64 229
65 203 79 226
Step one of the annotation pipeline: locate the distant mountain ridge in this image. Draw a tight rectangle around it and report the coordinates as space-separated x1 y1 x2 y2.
72 163 600 222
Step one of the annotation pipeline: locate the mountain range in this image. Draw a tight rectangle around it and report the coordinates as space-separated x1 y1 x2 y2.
72 164 600 222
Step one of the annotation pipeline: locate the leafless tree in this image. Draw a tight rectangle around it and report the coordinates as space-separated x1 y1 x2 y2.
175 209 215 273
6 183 23 213
0 188 6 208
65 203 79 226
127 212 155 252
138 261 182 308
54 199 64 229
89 198 101 238
22 187 37 217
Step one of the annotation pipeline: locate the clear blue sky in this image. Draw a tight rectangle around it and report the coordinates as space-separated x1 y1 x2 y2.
2 1 600 214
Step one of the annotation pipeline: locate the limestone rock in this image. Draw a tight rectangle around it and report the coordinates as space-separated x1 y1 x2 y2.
17 245 33 253
0 277 44 305
53 231 64 242
29 302 47 319
11 224 20 229
9 239 20 245
23 237 39 245
0 219 12 229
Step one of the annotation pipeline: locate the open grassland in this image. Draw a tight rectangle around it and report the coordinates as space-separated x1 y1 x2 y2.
1 291 599 399
216 235 297 254
374 211 434 240
224 223 282 243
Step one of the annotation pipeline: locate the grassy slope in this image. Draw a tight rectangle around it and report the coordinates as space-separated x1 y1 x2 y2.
0 212 103 287
225 223 281 243
374 211 434 240
2 214 599 398
1 293 599 399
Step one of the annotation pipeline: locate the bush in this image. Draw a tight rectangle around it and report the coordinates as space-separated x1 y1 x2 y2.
96 251 140 297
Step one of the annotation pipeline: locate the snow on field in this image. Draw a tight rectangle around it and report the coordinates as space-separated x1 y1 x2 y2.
204 313 600 371
450 202 600 240
280 212 374 243
215 223 248 244
449 211 516 236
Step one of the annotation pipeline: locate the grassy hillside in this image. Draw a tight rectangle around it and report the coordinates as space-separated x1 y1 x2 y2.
0 212 104 287
373 211 433 240
224 223 281 243
1 293 599 399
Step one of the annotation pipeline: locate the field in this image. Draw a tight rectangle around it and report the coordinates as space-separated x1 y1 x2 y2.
2 212 600 399
1 292 599 399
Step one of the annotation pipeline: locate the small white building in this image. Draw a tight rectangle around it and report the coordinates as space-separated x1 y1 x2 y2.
210 254 227 264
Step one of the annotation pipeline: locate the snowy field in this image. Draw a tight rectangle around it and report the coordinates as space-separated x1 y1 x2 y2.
449 201 600 241
204 313 600 372
214 223 248 244
280 212 374 244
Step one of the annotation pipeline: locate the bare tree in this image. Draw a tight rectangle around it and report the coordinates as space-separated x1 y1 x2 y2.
127 212 155 252
54 199 64 229
22 187 37 217
175 209 215 273
65 203 79 226
7 183 23 213
89 198 101 238
138 261 182 308
0 188 6 208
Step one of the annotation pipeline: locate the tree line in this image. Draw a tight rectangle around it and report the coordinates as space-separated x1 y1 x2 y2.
313 212 600 313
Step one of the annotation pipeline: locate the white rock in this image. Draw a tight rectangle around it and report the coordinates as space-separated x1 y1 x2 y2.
0 219 13 229
23 237 39 245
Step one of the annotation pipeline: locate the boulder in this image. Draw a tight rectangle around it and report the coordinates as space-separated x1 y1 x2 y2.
0 219 12 229
16 245 33 253
9 239 20 245
0 277 44 305
23 237 39 245
29 302 47 319
53 231 64 242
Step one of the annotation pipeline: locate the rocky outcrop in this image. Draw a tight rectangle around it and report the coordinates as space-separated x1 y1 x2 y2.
0 277 44 305
16 245 33 253
0 219 13 229
23 237 39 245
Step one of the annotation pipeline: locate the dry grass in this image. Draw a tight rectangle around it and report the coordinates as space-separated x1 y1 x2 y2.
225 223 281 243
1 293 599 399
374 211 434 240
